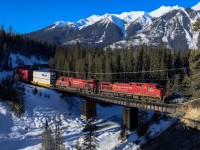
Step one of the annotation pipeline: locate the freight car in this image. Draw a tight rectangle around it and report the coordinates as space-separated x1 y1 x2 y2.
13 65 33 82
32 70 56 87
13 66 166 102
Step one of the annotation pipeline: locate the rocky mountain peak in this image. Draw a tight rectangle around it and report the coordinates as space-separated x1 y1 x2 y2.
25 3 200 50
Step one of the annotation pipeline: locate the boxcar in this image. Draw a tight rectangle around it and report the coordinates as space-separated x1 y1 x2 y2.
13 65 33 82
20 69 33 82
32 70 56 87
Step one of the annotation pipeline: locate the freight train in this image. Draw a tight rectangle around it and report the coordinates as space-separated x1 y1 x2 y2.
13 66 167 102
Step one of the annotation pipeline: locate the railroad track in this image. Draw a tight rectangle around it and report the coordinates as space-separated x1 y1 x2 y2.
19 81 184 113
51 86 183 113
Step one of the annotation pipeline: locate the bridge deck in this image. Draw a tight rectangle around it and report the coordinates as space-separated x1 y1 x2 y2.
52 87 183 113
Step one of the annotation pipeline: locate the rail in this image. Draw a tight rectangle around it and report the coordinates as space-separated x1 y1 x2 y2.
51 87 183 114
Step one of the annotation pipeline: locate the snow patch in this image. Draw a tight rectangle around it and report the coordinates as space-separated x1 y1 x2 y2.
150 5 182 18
0 71 13 80
51 21 72 29
10 53 47 68
0 102 7 115
116 11 146 23
75 15 106 30
192 2 200 11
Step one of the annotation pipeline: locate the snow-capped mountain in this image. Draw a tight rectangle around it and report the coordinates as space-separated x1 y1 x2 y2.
149 5 182 18
192 2 200 11
26 3 200 50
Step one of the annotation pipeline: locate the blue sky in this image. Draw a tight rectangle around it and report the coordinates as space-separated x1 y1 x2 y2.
0 0 199 34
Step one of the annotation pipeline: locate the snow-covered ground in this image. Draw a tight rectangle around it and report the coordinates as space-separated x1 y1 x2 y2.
10 53 47 68
0 71 175 150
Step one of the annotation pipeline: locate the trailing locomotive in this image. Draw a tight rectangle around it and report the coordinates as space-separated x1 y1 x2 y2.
13 66 166 102
56 76 98 93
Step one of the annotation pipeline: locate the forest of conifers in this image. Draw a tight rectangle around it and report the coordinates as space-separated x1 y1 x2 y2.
52 42 189 84
0 25 55 70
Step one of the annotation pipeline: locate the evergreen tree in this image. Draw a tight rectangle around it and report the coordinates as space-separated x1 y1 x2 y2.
94 52 104 81
193 18 200 47
166 78 173 97
48 57 54 69
105 48 112 81
142 48 150 81
189 18 200 98
189 50 200 98
54 116 65 150
111 49 120 81
81 119 99 150
118 123 128 141
181 73 192 97
171 74 180 95
33 87 38 95
135 47 144 80
41 120 54 150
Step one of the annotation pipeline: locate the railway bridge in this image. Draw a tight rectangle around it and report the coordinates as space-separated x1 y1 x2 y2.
52 87 184 130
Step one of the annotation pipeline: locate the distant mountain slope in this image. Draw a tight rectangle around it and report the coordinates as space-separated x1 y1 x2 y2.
26 3 200 50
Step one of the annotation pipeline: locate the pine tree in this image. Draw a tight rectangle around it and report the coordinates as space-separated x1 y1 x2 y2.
142 48 150 81
189 18 200 98
118 123 128 141
94 52 104 81
111 49 120 81
135 47 144 80
48 57 54 69
55 116 65 150
81 119 99 150
189 50 200 98
75 139 82 150
181 73 192 97
41 120 54 150
105 48 112 81
166 78 172 97
171 74 180 95
193 18 200 48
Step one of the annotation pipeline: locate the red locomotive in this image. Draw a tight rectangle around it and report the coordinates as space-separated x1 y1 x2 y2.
13 66 166 102
99 82 165 101
56 76 98 93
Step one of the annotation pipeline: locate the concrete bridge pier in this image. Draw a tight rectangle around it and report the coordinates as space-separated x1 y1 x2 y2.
123 107 138 130
81 99 96 120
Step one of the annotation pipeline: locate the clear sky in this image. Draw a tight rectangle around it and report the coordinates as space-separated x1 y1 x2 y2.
0 0 199 34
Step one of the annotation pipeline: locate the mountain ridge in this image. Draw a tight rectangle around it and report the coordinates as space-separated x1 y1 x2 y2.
25 3 200 50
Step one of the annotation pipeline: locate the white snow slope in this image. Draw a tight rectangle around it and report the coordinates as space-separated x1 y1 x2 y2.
0 66 173 150
192 2 200 11
0 71 175 150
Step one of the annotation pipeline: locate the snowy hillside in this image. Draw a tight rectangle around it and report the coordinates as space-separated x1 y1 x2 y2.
0 69 176 149
0 53 47 81
10 53 47 68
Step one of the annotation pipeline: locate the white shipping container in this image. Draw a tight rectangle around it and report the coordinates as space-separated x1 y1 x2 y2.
33 71 56 80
